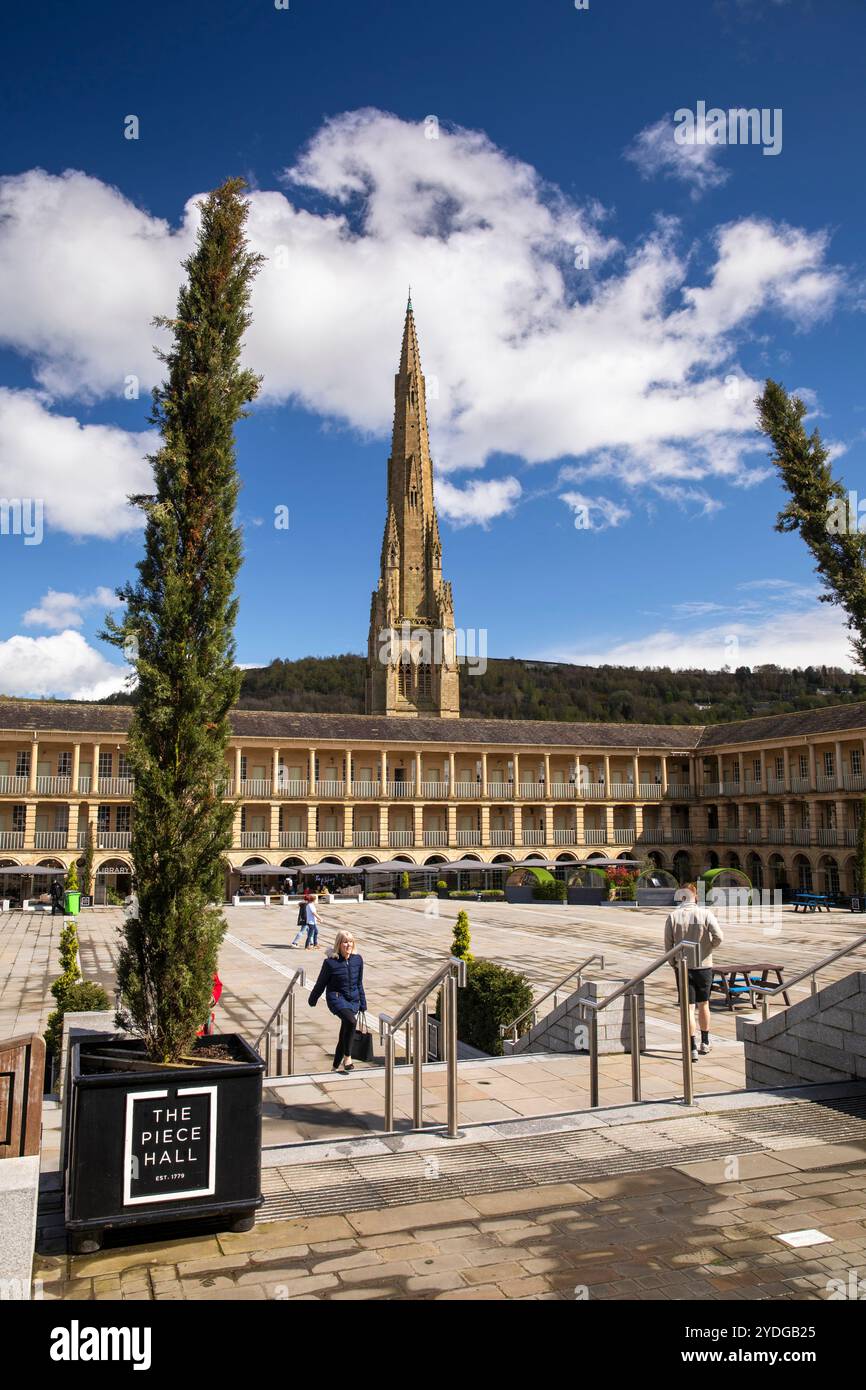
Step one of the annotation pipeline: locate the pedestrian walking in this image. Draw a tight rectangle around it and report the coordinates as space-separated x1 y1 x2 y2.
289 887 312 948
664 882 723 1062
308 930 368 1073
304 892 320 949
50 878 64 916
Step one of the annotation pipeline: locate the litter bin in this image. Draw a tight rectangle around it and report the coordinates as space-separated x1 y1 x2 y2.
64 890 81 915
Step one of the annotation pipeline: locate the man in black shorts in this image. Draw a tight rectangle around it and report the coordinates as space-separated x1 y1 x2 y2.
664 882 723 1063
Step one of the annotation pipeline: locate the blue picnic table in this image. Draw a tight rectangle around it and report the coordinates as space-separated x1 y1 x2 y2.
792 892 831 912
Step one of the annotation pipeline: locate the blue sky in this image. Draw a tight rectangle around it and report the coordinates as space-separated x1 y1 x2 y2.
1 0 864 697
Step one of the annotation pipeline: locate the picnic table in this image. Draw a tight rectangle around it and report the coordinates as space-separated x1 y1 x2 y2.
792 892 832 912
712 963 791 1010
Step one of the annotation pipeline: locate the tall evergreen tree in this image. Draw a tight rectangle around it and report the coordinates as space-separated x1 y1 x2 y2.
105 179 262 1061
757 380 866 892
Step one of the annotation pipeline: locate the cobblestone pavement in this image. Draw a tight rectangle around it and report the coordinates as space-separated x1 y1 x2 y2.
34 1147 866 1301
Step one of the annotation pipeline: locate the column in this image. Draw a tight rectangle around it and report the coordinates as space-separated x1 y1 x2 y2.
28 740 38 793
480 803 490 848
633 803 644 839
413 802 423 847
783 747 790 792
835 740 844 788
307 804 318 849
414 750 421 794
543 752 551 795
481 751 488 797
834 799 846 845
269 802 279 848
72 742 81 793
344 804 353 846
448 751 455 788
381 750 388 793
660 756 668 796
736 751 744 789
309 747 317 793
633 754 641 791
92 743 100 795
345 749 353 795
234 746 242 791
808 743 817 790
544 804 554 845
603 753 610 789
604 803 614 845
272 747 280 793
574 802 584 845
67 801 79 851
447 803 458 847
513 804 523 847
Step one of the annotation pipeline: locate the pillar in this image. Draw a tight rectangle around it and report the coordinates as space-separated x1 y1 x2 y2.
808 743 816 789
72 742 81 793
447 751 455 788
633 754 640 790
345 749 353 794
835 740 844 787
481 751 488 797
480 803 490 847
272 747 280 793
269 802 279 848
66 801 79 851
604 803 614 844
308 747 317 792
91 742 101 794
544 804 554 845
660 756 668 796
543 752 550 794
344 803 353 845
603 753 610 789
513 804 523 847
234 746 242 791
575 803 584 845
447 804 458 847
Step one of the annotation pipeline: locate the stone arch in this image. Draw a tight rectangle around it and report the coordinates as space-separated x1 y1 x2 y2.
423 854 447 866
646 850 665 870
746 852 764 892
818 855 840 897
521 853 546 862
492 853 515 863
280 856 305 869
36 858 65 870
844 855 858 896
793 853 813 893
672 850 692 884
768 853 787 891
555 852 578 863
705 850 720 870
355 855 381 866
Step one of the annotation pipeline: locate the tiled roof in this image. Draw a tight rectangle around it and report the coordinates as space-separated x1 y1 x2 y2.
1 698 864 750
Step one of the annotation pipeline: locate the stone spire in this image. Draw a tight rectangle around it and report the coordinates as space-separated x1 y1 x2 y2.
366 299 460 717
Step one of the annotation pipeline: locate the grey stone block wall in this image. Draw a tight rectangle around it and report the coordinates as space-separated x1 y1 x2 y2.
0 1155 40 1299
508 977 646 1057
736 971 866 1089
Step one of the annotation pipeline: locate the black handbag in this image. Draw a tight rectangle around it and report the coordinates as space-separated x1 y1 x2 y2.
350 1011 375 1063
297 902 306 927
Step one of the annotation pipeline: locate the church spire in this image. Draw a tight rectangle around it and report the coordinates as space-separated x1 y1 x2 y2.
365 299 459 717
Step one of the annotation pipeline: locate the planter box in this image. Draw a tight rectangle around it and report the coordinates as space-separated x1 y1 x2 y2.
65 1032 264 1253
566 888 605 905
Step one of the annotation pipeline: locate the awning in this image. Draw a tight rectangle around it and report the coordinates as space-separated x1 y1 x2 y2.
0 866 67 876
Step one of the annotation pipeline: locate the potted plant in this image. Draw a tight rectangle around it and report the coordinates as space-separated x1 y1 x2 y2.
437 878 450 900
63 860 81 917
398 869 411 899
64 181 266 1254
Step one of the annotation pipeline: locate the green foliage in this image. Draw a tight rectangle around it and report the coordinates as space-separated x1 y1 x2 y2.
102 179 262 1064
450 909 473 961
458 959 534 1056
532 877 566 902
193 651 866 725
106 887 124 906
368 891 395 899
80 822 94 897
65 861 79 892
45 981 111 1059
479 889 505 899
436 879 448 890
449 890 478 899
410 891 435 898
401 871 410 890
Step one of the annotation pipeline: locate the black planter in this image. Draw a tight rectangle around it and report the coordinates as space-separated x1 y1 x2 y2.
65 1032 264 1253
566 888 605 905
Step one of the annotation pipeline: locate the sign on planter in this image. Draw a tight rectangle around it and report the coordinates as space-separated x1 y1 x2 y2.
123 1085 217 1205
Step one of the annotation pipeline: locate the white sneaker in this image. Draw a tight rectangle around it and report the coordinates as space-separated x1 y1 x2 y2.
699 1038 712 1055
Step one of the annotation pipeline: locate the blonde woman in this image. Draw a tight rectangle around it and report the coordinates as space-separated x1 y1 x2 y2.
308 930 368 1073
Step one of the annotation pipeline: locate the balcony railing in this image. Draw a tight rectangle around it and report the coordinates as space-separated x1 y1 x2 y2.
0 776 28 795
486 782 513 800
420 781 448 799
521 829 545 845
423 830 448 847
489 829 512 846
790 777 811 793
665 783 694 799
612 828 635 844
76 830 88 848
551 782 577 799
316 780 345 798
670 828 693 843
240 831 270 848
518 783 545 799
767 778 786 794
36 776 71 795
276 779 308 798
844 773 866 791
791 828 811 845
279 831 307 848
553 828 577 845
639 783 663 799
0 831 25 849
584 829 607 845
316 831 344 848
386 781 415 798
581 783 606 800
239 779 271 798
98 777 135 796
351 780 381 798
456 830 481 847
453 782 480 799
98 831 131 849
744 779 763 795
609 783 635 801
388 830 414 847
34 830 68 848
767 828 788 843
816 774 838 792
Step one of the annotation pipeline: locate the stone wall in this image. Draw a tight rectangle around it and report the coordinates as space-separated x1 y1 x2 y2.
736 971 866 1089
504 977 646 1057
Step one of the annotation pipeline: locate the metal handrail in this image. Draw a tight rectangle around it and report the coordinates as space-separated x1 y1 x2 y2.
378 955 467 1138
752 931 866 1020
254 968 305 1075
577 942 700 1109
499 953 605 1043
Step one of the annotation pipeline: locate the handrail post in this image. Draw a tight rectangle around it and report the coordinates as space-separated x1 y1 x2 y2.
420 1001 429 1062
445 972 460 1138
384 1029 396 1132
677 951 694 1105
810 974 818 996
287 990 295 1075
629 991 641 1102
412 1009 424 1129
589 1011 599 1109
276 1004 285 1075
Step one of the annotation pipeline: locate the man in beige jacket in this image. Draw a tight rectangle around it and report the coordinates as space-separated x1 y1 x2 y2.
664 883 723 1062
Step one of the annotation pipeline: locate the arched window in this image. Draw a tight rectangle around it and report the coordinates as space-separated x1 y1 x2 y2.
417 664 432 699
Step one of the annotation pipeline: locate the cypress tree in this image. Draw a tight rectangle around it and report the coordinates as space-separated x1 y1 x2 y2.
757 380 866 896
105 179 262 1062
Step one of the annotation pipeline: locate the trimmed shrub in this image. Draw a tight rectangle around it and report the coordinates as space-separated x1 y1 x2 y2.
458 959 534 1056
65 861 79 892
479 889 505 900
449 890 478 899
400 871 410 890
368 891 396 900
410 891 435 899
532 877 566 902
436 879 448 890
451 910 473 961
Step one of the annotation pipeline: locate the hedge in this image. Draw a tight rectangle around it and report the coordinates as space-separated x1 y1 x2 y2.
367 891 396 900
457 959 534 1056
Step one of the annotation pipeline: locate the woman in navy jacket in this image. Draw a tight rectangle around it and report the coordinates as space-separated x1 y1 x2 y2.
308 930 368 1072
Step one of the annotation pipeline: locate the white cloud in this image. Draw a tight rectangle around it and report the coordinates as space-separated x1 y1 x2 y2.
560 490 630 531
0 114 847 529
435 476 521 527
625 116 730 198
0 389 153 539
22 587 120 630
0 630 129 699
